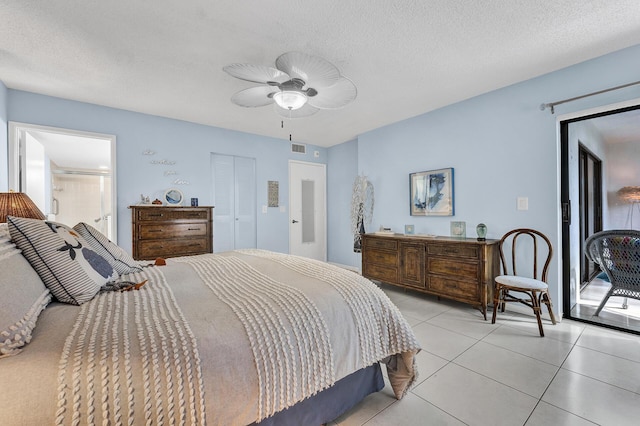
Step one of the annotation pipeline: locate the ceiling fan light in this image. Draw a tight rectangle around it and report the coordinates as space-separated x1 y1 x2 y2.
273 91 307 110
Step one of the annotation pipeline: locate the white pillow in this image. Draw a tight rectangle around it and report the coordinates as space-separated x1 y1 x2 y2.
73 222 142 275
0 223 51 357
7 217 117 305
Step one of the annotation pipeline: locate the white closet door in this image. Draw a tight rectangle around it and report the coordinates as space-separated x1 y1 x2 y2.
234 156 257 249
211 154 256 252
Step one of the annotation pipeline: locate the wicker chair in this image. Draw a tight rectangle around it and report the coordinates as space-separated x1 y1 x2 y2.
491 228 557 336
585 230 640 316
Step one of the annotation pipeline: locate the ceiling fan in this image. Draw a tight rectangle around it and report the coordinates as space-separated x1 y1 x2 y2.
223 52 357 118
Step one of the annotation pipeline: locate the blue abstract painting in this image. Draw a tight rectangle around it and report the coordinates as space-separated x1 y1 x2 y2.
410 168 454 216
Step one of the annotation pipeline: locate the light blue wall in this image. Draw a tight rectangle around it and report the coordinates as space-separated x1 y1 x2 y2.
327 138 358 266
328 43 640 313
0 81 7 191
6 90 327 254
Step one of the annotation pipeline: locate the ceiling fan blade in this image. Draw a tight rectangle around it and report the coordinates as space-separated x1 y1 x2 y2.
231 86 277 107
223 64 290 84
307 77 357 109
275 52 340 88
274 102 319 118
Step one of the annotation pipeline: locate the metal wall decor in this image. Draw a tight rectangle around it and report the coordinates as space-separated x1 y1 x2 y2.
268 181 279 207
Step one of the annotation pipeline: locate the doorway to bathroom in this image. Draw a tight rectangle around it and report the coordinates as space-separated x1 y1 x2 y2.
8 122 117 241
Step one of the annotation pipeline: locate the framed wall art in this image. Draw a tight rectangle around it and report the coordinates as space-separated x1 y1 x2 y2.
450 221 466 238
410 168 454 216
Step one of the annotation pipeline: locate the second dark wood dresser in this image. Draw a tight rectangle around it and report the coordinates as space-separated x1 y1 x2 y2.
130 205 213 260
362 233 499 319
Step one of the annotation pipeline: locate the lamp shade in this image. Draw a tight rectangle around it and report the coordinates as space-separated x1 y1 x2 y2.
618 186 640 203
273 91 307 110
0 191 46 223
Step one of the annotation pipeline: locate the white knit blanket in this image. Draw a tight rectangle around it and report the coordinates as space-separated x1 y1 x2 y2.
239 249 420 366
55 267 206 426
176 250 420 420
177 253 335 420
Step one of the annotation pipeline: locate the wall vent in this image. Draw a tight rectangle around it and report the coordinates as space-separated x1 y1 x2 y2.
291 143 306 154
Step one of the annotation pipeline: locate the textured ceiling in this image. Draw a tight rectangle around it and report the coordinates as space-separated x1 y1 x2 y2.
2 1 640 147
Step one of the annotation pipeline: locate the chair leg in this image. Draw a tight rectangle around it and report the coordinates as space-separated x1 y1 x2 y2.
491 285 501 324
531 290 545 337
595 287 616 316
542 291 557 325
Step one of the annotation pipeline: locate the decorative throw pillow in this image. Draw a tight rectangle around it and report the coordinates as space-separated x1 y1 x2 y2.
0 223 51 358
73 222 142 275
7 217 117 305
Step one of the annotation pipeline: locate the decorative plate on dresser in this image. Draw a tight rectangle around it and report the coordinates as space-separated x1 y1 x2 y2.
130 205 213 260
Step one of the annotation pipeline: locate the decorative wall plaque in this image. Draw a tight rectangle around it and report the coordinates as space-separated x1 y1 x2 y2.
268 181 279 207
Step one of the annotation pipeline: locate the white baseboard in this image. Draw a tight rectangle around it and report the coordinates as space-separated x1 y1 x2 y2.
330 262 361 274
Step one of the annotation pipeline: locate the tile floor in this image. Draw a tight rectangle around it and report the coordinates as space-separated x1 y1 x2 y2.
570 277 640 333
329 283 640 426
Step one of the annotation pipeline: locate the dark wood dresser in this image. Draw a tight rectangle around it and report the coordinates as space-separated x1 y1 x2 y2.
130 205 213 260
362 233 500 319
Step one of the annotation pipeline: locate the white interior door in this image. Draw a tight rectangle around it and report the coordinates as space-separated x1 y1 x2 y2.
211 153 256 252
289 161 326 261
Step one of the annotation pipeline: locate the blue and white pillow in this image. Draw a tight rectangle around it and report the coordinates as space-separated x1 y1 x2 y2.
7 217 117 305
73 222 142 275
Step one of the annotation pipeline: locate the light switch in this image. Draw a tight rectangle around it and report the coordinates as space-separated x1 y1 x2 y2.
517 197 528 211
262 205 268 213
280 206 286 212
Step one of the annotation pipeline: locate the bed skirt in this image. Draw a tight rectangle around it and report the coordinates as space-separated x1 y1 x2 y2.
252 363 384 426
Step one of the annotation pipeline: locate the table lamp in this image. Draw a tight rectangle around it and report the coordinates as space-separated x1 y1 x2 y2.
0 191 46 223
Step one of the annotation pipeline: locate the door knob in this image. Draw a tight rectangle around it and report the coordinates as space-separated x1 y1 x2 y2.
292 219 299 223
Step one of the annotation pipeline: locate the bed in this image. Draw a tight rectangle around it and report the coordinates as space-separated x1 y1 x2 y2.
0 218 420 425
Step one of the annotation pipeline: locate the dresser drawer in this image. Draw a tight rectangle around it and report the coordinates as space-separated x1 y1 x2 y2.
170 209 210 221
138 238 209 259
364 237 398 251
136 208 210 221
138 223 209 240
363 249 398 267
363 263 398 283
427 257 480 280
137 209 172 221
427 275 480 301
427 243 479 259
